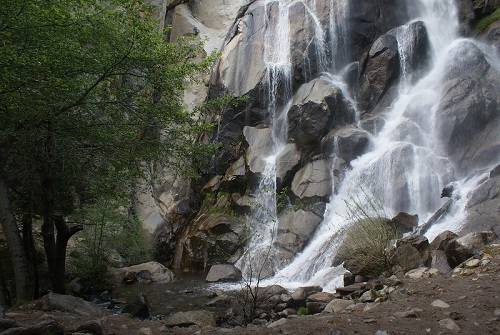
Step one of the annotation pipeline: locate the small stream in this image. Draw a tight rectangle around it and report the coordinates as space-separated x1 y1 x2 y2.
113 270 233 317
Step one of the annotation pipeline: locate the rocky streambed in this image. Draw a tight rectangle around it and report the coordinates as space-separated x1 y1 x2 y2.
1 231 499 334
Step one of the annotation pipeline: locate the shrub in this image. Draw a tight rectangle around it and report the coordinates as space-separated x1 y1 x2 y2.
337 192 403 278
68 197 152 291
297 306 309 316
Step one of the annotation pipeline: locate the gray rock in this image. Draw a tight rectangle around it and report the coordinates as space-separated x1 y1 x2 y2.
348 0 410 62
276 143 301 183
439 318 461 331
67 278 83 296
217 2 267 96
324 299 355 313
39 293 104 317
260 285 288 296
358 33 399 113
389 212 419 232
431 299 450 309
221 156 246 184
431 250 452 274
288 76 355 147
206 264 242 282
288 0 334 84
461 174 500 237
267 318 287 328
122 293 150 319
276 209 323 253
393 308 422 318
291 160 332 198
436 41 499 173
243 127 273 174
429 230 459 250
306 292 336 303
174 212 244 270
118 262 175 284
444 231 498 267
164 310 216 327
323 127 371 164
291 286 323 302
389 235 430 274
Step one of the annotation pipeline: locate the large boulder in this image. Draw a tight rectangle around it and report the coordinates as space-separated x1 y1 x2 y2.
348 0 411 62
388 235 430 275
164 310 216 327
357 21 430 114
122 293 150 319
288 76 356 148
357 32 400 113
275 209 324 253
118 262 175 284
291 159 332 199
206 264 242 282
174 209 245 271
322 127 371 163
220 156 247 193
276 143 301 184
435 41 499 173
243 126 273 174
39 293 104 317
288 0 333 84
461 169 500 237
444 231 498 267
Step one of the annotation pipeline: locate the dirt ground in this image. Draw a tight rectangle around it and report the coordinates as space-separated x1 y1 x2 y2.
3 244 500 335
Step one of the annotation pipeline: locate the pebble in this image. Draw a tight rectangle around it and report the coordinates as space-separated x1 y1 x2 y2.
393 308 422 318
438 318 460 331
431 299 450 308
139 327 152 335
465 258 481 268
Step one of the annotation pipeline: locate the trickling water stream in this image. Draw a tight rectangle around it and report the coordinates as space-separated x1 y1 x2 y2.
236 0 292 278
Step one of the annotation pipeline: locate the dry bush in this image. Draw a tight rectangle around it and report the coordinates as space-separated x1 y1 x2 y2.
337 192 403 278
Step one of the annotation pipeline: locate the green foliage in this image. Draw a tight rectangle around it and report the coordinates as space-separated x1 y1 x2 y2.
474 8 500 32
0 0 218 215
68 195 152 290
337 191 403 278
297 306 309 316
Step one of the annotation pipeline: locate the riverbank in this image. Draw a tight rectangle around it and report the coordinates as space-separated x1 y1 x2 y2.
2 243 499 335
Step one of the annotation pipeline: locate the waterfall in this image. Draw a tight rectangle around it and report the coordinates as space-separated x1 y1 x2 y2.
232 0 498 290
263 0 485 290
236 0 292 279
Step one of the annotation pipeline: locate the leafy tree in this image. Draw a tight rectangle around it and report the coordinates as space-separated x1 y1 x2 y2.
0 0 217 298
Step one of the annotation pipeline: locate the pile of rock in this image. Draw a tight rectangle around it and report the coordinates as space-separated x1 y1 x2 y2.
198 230 499 328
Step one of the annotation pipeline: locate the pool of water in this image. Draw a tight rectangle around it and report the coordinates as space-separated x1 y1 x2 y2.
113 270 235 317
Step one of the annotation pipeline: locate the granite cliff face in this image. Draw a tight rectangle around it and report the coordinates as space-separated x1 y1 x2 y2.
139 0 500 282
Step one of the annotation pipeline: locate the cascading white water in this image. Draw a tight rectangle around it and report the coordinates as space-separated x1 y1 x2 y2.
236 0 292 278
237 0 498 290
237 0 343 279
264 0 490 290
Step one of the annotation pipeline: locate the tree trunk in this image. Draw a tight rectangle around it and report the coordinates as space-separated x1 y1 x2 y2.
52 215 83 294
40 120 56 288
22 214 39 299
0 177 30 301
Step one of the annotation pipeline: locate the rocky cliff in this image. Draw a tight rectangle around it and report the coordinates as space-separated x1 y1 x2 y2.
139 0 500 279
